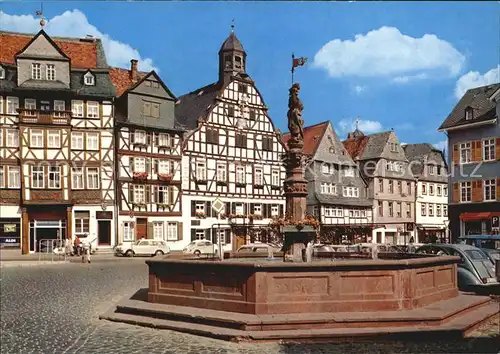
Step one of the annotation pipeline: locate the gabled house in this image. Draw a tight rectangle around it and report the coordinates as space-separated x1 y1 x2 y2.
110 61 185 249
403 143 449 243
283 121 373 243
0 29 116 254
343 129 416 245
174 28 286 251
438 83 500 240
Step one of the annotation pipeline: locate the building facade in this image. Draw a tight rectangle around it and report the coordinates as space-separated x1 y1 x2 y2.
438 83 500 241
283 121 373 243
403 143 449 243
0 30 116 254
344 129 416 245
175 28 286 251
111 62 185 248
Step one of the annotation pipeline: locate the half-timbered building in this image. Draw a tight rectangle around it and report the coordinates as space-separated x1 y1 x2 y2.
283 121 374 244
0 29 116 254
175 28 286 251
110 61 184 248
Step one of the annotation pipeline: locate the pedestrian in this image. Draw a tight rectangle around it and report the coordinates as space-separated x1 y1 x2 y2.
64 236 72 256
74 235 81 256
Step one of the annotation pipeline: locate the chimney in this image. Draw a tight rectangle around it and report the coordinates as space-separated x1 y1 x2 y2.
130 59 138 82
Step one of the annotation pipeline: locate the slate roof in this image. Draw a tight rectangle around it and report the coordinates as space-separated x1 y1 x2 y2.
403 143 447 181
0 30 107 69
403 143 441 160
438 83 500 130
174 82 223 130
109 67 148 97
282 121 329 156
219 32 245 53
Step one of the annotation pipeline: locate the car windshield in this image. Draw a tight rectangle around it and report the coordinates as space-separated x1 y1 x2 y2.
186 242 196 247
464 250 489 260
134 240 142 245
488 251 500 260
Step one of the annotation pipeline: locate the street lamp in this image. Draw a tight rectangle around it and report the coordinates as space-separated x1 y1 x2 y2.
443 219 450 244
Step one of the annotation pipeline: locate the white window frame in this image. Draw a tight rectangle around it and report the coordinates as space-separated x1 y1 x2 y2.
388 202 393 217
436 205 441 217
321 164 330 174
421 203 426 216
460 142 472 164
460 181 472 202
195 162 206 180
429 165 435 175
158 160 170 174
0 66 5 80
86 132 99 151
153 222 164 241
53 100 65 117
437 185 442 196
72 167 84 189
254 167 263 185
7 166 20 188
87 167 99 190
271 205 279 217
71 100 84 118
24 98 36 115
429 184 434 196
195 230 205 240
7 96 19 115
344 167 354 177
483 139 495 161
30 129 44 148
46 64 56 81
86 101 99 118
47 130 61 148
134 157 146 173
235 203 244 215
0 167 4 188
253 204 262 215
484 179 496 202
32 166 44 189
134 130 146 144
31 63 41 80
422 183 427 195
271 170 280 186
217 164 227 182
166 222 178 241
133 185 145 203
195 202 205 214
157 133 170 147
6 129 19 147
443 205 448 217
236 166 245 184
48 166 61 189
71 132 84 150
0 96 3 114
74 211 90 234
444 186 448 196
123 222 135 242
84 72 95 86
157 186 169 204
428 204 434 217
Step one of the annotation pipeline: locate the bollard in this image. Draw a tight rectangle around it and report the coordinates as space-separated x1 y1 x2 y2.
495 259 500 281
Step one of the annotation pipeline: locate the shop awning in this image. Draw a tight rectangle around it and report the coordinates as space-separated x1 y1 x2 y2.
417 225 445 230
460 212 500 222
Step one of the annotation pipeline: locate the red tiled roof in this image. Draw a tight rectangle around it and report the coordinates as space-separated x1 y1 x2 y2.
0 32 98 69
109 67 148 97
282 121 329 156
343 136 370 160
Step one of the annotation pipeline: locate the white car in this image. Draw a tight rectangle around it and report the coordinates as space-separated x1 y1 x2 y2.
115 239 170 257
183 240 217 256
237 243 281 253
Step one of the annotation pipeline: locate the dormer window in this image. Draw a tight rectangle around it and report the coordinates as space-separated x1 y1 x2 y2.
46 64 56 81
84 72 95 86
465 107 473 120
0 66 5 79
32 63 41 80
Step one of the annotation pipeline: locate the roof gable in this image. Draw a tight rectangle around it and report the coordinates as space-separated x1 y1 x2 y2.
0 31 100 69
313 122 357 165
282 121 329 155
109 67 147 97
127 71 177 100
15 29 69 61
439 83 499 130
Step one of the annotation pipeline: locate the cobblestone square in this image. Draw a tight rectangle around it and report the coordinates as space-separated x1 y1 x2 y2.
1 260 499 354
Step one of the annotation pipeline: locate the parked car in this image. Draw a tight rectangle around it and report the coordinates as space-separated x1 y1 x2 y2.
183 240 217 256
416 244 499 294
480 248 500 263
236 243 280 253
114 239 170 257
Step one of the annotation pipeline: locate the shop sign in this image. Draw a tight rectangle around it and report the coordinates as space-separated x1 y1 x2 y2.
3 224 16 233
492 216 499 229
0 236 20 246
96 211 113 220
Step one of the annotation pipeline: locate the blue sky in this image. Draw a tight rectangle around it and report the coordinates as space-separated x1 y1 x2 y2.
1 2 498 150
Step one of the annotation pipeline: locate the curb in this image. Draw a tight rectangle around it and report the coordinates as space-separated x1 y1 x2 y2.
0 261 70 268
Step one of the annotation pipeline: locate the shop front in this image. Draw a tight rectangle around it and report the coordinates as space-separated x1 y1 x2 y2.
416 225 447 244
0 217 21 249
449 202 500 243
22 206 69 254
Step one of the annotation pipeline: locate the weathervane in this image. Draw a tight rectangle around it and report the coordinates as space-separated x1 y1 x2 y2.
35 3 45 28
231 18 235 33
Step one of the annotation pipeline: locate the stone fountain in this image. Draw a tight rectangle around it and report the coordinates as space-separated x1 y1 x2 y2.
101 83 499 343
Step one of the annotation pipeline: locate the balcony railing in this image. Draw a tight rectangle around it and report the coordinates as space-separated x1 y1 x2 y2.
18 109 72 125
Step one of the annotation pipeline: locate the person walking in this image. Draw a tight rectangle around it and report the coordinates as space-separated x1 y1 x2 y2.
74 236 81 256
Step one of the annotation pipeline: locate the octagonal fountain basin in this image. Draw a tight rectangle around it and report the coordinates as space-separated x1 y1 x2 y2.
101 255 499 343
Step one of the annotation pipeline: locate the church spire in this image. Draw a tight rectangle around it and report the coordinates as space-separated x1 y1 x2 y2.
218 20 247 85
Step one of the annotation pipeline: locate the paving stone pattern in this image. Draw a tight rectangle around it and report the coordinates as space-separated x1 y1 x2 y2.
1 260 499 354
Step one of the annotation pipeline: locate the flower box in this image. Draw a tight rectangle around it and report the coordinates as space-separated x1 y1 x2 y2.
216 181 228 186
195 212 206 219
271 185 281 190
253 184 264 189
158 173 173 182
133 172 149 180
235 182 246 188
132 202 147 208
283 225 316 233
133 142 147 148
195 179 207 185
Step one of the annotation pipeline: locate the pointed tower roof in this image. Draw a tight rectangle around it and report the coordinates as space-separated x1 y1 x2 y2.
219 24 245 53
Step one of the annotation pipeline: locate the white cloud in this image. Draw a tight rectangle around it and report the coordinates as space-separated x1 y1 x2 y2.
314 26 465 82
338 118 383 135
454 66 499 99
353 85 367 95
0 10 156 72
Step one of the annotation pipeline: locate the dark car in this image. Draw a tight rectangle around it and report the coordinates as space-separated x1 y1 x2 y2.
480 248 500 263
416 244 499 294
